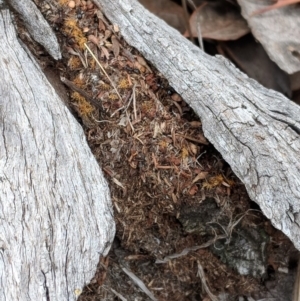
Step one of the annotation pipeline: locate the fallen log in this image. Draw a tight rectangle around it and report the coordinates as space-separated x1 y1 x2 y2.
0 9 115 301
96 0 300 250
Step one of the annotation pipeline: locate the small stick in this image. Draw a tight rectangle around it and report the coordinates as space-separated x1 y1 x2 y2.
197 261 218 301
155 234 227 264
121 267 158 301
182 0 195 44
110 289 128 301
126 110 135 133
60 77 103 111
110 90 132 117
132 83 137 120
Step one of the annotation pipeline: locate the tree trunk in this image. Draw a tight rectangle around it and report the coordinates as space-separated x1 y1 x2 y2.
0 9 115 301
96 0 300 250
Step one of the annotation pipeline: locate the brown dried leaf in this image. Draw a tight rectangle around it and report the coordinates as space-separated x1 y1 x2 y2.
192 172 208 184
134 61 146 73
189 121 201 128
219 35 291 97
88 34 100 45
188 185 198 196
187 2 250 40
136 55 152 73
139 0 186 33
189 143 198 155
104 29 112 40
113 24 120 32
111 36 120 58
98 18 106 31
100 46 110 60
290 71 300 91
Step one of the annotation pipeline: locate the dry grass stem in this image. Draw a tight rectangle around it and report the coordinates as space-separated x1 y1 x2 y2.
110 288 128 301
84 43 122 101
196 3 205 51
121 267 158 301
132 83 137 120
126 110 135 133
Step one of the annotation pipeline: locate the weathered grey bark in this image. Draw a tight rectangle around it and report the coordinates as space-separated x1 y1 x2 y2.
0 9 115 301
7 0 61 60
96 0 300 250
237 0 300 74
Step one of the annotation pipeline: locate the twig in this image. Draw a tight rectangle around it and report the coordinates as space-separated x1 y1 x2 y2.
182 0 195 44
91 114 114 123
67 47 87 68
132 83 137 120
171 100 183 116
196 4 205 51
197 150 206 160
60 76 103 111
185 0 204 51
155 234 227 264
156 210 253 264
126 110 135 133
197 261 218 301
84 43 122 101
121 267 158 301
110 90 133 117
110 288 128 301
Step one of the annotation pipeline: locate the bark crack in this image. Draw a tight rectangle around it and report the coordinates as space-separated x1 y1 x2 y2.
41 270 50 301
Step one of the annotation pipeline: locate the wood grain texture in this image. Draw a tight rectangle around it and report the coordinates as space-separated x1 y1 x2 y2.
7 0 61 60
96 0 300 250
0 10 115 301
237 0 300 74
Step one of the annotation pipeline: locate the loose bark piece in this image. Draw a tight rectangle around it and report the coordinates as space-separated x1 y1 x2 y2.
237 0 300 74
7 0 61 60
96 0 300 250
0 10 115 301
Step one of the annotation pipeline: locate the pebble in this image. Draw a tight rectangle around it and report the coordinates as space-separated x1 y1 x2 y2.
68 0 76 8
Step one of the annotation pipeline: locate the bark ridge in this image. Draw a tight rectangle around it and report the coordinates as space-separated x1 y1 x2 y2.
0 10 115 301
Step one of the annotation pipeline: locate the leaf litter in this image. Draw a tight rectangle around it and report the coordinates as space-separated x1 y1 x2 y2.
27 0 299 300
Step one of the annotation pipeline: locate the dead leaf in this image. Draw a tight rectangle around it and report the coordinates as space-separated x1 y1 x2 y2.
111 36 120 58
251 0 300 16
139 0 186 33
189 121 201 128
192 172 208 184
219 35 291 97
113 24 119 32
187 2 250 40
290 71 300 91
189 185 198 195
88 34 100 45
100 46 110 60
189 143 198 155
98 18 106 31
136 55 152 73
